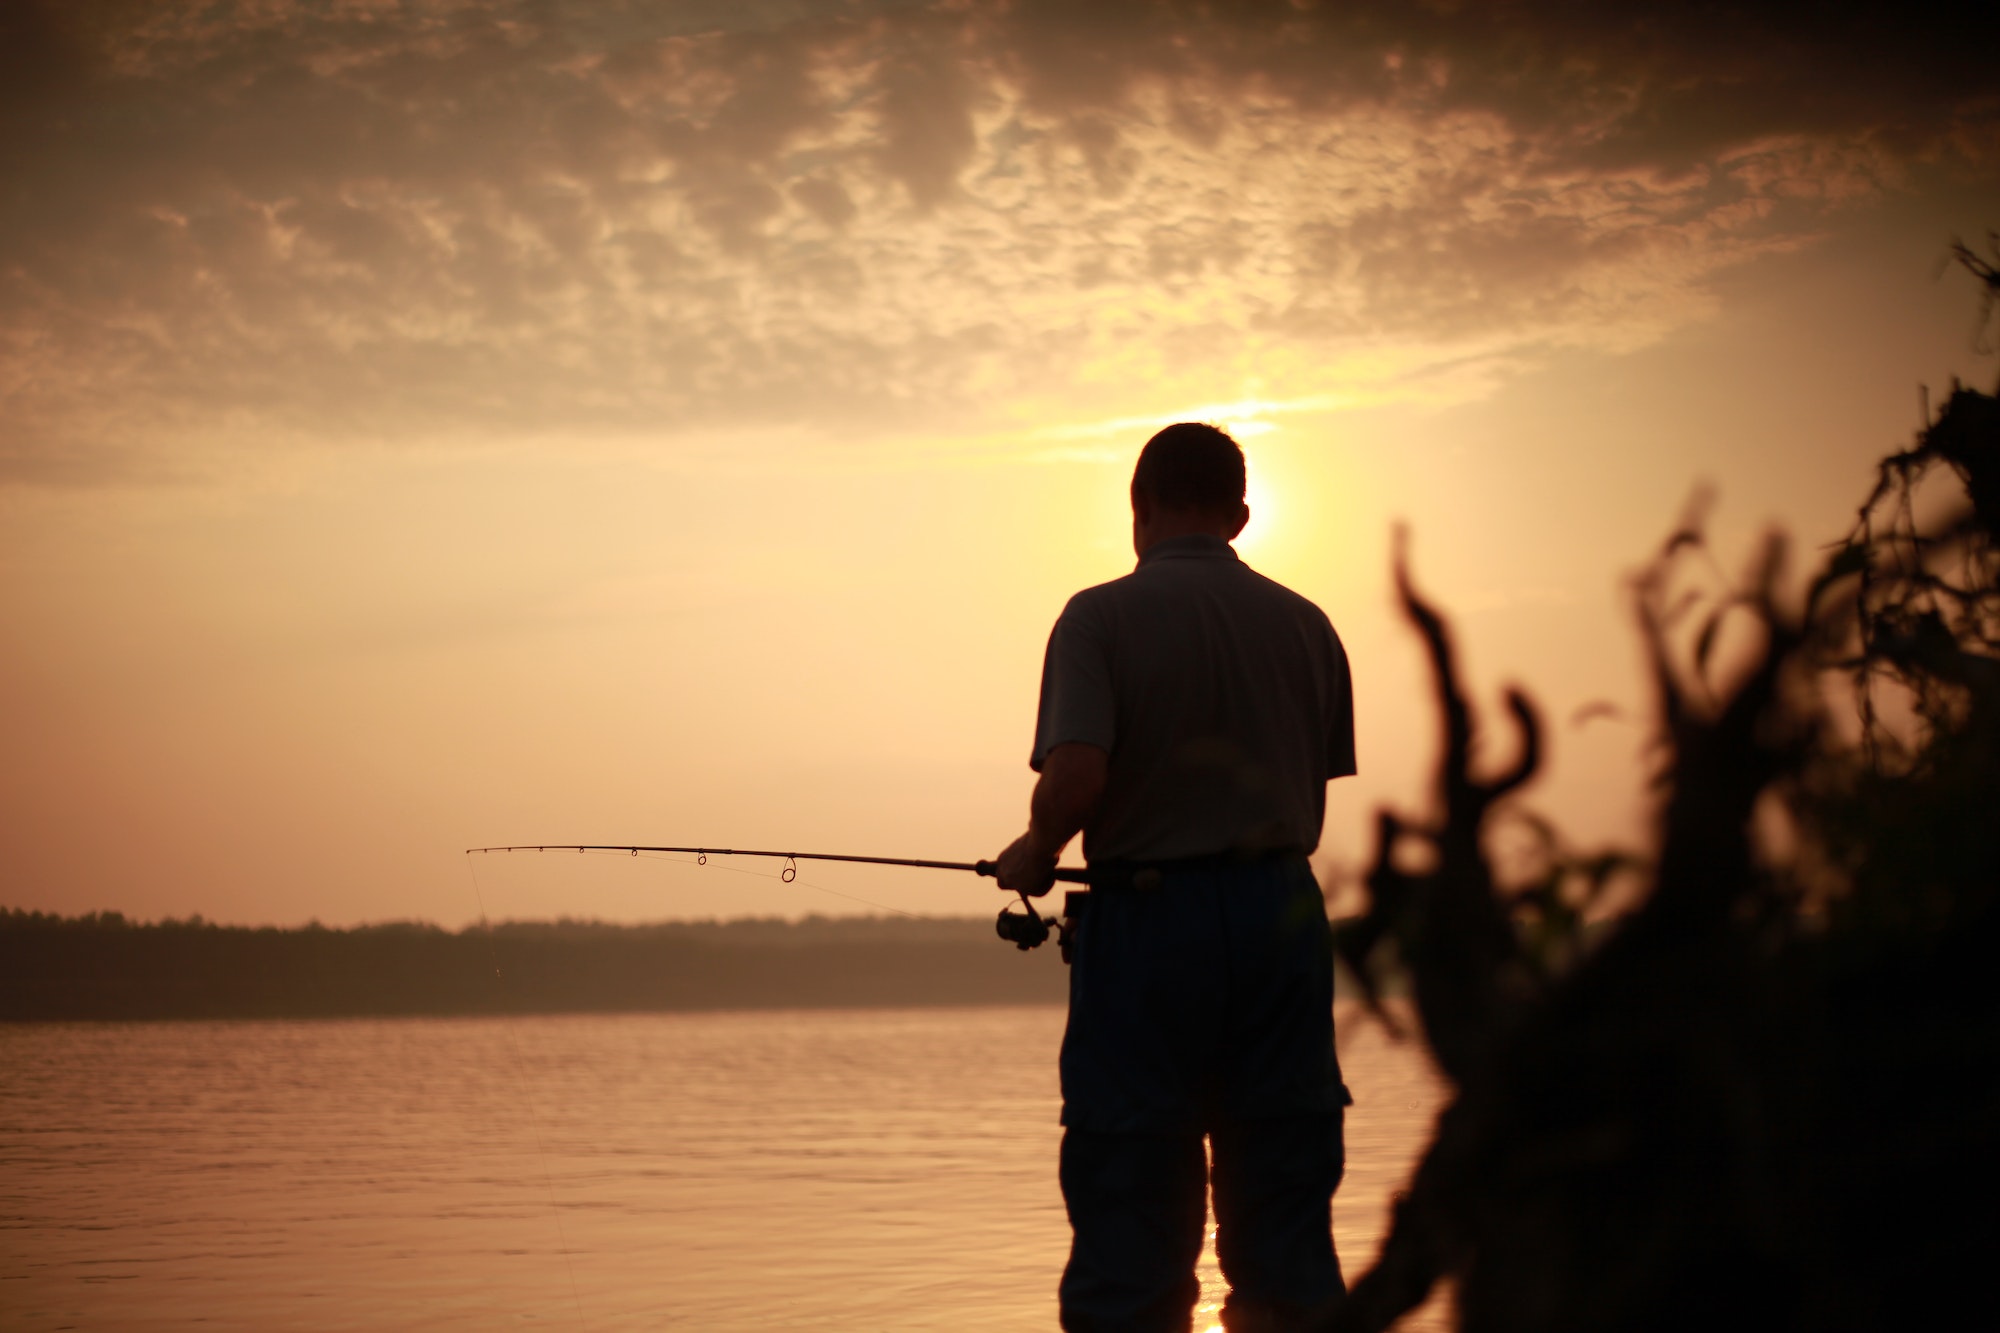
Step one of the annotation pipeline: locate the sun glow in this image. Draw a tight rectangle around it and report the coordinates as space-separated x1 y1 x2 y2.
1236 462 1279 558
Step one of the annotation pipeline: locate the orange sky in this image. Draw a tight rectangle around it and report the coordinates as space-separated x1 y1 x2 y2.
3 2 1998 926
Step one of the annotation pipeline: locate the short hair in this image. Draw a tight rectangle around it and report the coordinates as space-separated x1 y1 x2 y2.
1132 422 1246 513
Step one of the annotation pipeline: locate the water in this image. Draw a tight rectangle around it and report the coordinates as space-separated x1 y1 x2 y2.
2 1005 1448 1330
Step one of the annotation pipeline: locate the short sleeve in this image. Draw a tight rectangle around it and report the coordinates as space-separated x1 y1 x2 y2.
1030 595 1117 771
1324 622 1357 779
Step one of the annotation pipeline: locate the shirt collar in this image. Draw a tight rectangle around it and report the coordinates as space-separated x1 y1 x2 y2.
1137 533 1239 567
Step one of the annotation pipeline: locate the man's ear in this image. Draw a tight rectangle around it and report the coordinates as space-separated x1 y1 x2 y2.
1130 486 1154 525
1228 502 1250 540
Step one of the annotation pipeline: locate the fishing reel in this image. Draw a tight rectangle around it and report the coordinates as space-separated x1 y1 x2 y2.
996 889 1088 960
995 899 1056 951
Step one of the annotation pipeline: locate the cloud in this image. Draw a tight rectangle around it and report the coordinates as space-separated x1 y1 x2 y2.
1 0 1993 482
983 1 1998 173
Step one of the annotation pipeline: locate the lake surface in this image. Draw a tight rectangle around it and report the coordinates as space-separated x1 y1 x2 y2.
2 1005 1448 1330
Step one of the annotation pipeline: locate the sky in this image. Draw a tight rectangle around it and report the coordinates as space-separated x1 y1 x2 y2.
3 0 1998 927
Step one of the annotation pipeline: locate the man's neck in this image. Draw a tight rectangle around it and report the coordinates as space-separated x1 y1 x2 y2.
1134 515 1238 557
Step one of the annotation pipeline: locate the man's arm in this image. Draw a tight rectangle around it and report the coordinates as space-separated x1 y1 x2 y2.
992 741 1108 894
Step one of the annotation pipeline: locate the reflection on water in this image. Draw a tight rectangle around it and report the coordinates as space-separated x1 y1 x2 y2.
2 1005 1446 1330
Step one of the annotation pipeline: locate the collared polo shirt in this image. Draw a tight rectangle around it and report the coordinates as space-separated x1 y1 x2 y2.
1031 533 1356 864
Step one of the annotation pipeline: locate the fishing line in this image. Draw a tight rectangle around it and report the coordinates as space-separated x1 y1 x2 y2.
456 842 957 1318
456 834 1073 1320
456 841 973 1321
462 854 588 1330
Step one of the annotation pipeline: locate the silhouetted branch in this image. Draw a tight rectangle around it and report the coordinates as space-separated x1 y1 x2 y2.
1946 233 2000 363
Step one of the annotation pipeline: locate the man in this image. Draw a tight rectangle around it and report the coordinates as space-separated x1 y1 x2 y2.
993 422 1357 1333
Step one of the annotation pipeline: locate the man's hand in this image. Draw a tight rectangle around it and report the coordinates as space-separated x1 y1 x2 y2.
993 831 1058 895
993 742 1108 897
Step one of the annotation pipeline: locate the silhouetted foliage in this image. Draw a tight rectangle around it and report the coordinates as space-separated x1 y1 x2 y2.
1327 259 2000 1332
1946 232 2000 358
0 912 1067 1020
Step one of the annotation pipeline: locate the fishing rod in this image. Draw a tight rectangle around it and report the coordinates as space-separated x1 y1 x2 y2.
464 844 1089 951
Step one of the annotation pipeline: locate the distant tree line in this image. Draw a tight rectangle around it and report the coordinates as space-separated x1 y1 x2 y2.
0 911 1069 1020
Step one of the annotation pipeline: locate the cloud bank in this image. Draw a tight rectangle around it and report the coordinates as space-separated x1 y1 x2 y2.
3 0 1994 481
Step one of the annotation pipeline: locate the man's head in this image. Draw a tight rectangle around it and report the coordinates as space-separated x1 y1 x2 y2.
1131 422 1250 555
